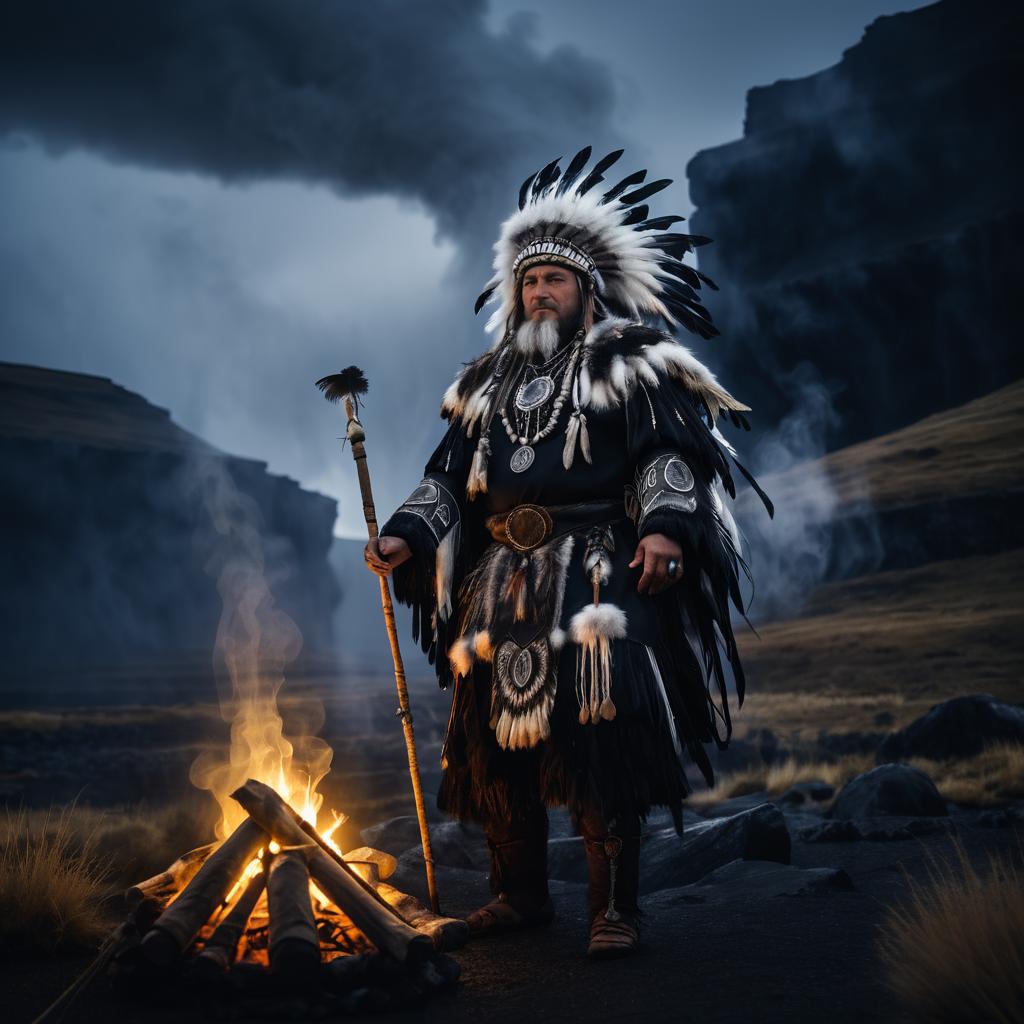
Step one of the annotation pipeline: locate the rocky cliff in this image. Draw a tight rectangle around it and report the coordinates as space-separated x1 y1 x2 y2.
688 0 1023 450
0 362 339 692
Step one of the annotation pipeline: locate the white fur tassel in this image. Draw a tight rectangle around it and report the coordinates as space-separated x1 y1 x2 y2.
467 434 490 498
569 604 627 725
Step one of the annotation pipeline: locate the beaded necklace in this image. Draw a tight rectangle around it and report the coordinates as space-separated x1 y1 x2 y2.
498 330 584 473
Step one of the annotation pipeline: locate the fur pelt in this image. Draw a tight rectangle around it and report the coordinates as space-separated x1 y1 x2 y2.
441 319 748 430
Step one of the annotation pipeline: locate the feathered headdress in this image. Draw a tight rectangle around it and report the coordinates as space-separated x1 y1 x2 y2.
474 146 719 340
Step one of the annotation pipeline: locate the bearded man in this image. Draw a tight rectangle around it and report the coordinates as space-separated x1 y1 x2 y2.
364 148 771 958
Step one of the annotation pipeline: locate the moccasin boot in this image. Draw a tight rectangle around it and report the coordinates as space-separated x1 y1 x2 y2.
584 833 641 959
467 819 553 935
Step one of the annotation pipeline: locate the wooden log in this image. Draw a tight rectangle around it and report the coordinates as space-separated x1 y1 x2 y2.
193 869 266 975
343 846 398 884
375 882 470 952
267 850 320 983
231 780 432 964
125 842 216 908
140 818 267 968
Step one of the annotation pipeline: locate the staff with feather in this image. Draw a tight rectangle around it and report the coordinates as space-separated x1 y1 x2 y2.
315 366 440 914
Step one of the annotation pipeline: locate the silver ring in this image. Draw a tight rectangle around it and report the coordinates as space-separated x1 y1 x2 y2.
667 559 679 578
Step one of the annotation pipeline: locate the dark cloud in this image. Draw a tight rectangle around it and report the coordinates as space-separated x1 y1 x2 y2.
0 0 616 254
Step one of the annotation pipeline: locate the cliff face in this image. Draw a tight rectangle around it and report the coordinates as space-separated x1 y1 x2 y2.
0 362 339 686
688 0 1023 449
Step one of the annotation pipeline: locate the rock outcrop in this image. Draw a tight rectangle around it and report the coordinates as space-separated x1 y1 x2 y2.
0 362 339 689
687 0 1023 450
877 694 1024 763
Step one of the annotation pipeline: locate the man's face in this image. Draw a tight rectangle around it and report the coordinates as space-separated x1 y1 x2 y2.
520 264 581 331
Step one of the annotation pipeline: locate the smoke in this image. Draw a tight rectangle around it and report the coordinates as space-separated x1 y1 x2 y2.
735 362 882 620
187 453 333 837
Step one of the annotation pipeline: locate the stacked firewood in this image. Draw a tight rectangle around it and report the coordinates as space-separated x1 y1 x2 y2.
36 780 467 1022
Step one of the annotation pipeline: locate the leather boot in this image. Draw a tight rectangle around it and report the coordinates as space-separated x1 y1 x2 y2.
466 815 553 935
583 831 641 958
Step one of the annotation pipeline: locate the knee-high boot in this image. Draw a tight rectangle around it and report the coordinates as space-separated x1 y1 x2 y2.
467 812 553 933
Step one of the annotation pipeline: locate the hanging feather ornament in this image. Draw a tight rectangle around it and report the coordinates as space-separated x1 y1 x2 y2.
562 371 593 470
570 527 624 725
467 434 490 498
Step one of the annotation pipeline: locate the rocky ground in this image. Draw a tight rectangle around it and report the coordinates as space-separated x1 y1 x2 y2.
7 759 1022 1023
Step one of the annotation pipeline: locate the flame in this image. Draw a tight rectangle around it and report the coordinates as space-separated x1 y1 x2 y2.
188 458 336 840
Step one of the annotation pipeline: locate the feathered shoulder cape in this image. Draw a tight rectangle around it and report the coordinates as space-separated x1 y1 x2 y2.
440 318 751 435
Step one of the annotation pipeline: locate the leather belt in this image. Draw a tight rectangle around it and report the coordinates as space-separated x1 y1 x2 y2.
485 499 625 553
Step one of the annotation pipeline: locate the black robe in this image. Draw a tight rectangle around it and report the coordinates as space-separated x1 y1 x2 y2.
382 320 770 834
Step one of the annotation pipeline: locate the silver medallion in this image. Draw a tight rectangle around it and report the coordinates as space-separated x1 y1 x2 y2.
664 457 695 492
515 375 555 412
510 445 535 473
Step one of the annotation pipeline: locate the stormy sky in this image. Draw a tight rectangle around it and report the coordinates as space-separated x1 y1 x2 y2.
0 0 922 536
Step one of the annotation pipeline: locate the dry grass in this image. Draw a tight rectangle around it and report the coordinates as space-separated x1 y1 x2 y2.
910 744 1024 807
878 838 1024 1023
0 806 112 954
0 800 216 893
688 744 1024 811
686 753 874 810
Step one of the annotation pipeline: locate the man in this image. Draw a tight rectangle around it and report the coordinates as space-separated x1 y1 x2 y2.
365 148 770 958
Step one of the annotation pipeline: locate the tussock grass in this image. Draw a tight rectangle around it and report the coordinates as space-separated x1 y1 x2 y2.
688 744 1024 812
911 743 1024 807
686 753 874 810
878 839 1024 1023
0 801 216 891
0 806 112 954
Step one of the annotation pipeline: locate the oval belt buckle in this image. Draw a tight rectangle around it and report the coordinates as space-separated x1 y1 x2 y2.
504 504 554 552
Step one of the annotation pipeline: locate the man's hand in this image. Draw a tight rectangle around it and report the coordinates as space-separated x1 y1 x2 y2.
629 533 683 595
364 536 412 577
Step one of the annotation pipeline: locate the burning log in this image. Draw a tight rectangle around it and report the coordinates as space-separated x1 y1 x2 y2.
343 846 398 884
267 849 320 983
125 842 216 909
375 883 470 952
193 869 267 976
232 780 433 964
141 818 268 968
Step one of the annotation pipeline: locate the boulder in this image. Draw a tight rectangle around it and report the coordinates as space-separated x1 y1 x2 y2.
360 817 488 870
877 694 1024 763
646 859 854 906
830 764 947 820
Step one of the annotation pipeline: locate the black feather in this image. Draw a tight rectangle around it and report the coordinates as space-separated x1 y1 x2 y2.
518 171 538 210
639 215 686 230
619 178 672 205
732 458 774 518
600 169 646 205
316 366 369 405
574 148 624 197
555 146 592 196
474 284 497 315
659 259 703 291
620 204 649 226
531 157 562 198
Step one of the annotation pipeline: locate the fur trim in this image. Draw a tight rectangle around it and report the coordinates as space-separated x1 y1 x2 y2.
440 319 748 429
569 603 628 646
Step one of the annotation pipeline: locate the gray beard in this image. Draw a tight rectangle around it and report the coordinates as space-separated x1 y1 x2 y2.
514 316 561 359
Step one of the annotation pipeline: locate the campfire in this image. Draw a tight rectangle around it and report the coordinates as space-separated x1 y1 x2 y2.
37 780 467 1022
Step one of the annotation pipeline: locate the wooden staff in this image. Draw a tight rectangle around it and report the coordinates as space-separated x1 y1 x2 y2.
315 367 439 914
